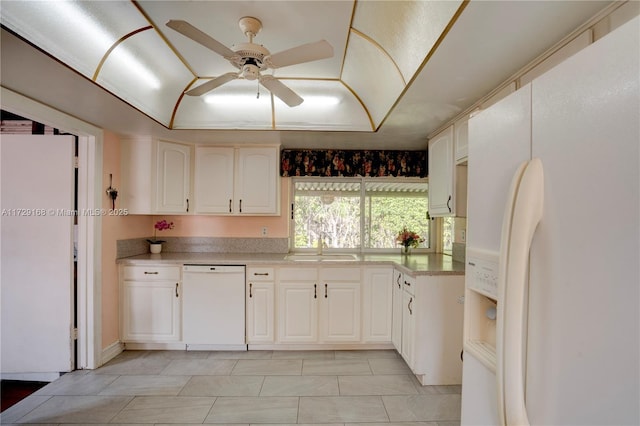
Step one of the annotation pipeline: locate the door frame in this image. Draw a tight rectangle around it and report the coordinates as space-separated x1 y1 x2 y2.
1 87 102 369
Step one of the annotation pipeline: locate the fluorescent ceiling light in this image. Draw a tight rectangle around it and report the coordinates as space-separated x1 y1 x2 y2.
205 94 340 106
55 1 161 89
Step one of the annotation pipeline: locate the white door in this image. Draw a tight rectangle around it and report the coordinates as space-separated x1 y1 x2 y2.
122 280 181 342
391 270 403 351
1 134 74 378
362 267 393 342
247 281 275 343
428 125 454 216
401 290 415 369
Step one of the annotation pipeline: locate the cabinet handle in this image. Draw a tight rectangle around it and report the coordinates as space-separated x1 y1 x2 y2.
404 280 411 287
144 271 159 275
239 199 242 213
253 272 269 276
175 283 179 298
186 198 189 212
249 283 253 298
324 283 328 298
408 296 413 315
229 199 232 213
396 274 401 289
447 195 452 213
314 284 317 299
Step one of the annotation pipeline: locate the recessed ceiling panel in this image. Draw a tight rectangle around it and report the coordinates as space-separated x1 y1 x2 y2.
97 30 194 126
0 1 148 79
138 0 352 79
352 0 462 82
342 32 405 129
272 80 371 131
173 79 273 129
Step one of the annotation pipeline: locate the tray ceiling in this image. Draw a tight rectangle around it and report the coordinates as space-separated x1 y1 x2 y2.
0 1 614 150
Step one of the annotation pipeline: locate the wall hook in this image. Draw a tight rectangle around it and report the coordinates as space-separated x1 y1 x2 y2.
106 173 118 210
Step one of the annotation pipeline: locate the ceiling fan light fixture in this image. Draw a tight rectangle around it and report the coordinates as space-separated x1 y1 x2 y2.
241 64 260 80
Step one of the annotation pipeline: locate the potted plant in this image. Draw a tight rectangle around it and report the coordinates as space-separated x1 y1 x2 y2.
396 227 424 255
147 219 174 253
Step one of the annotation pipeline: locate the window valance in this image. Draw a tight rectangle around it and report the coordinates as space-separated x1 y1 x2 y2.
281 149 427 178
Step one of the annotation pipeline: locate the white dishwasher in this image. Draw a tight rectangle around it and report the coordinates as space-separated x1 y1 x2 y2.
182 265 246 350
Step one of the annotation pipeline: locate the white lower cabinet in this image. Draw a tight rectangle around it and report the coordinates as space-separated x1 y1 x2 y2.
391 269 404 351
363 266 393 343
278 267 319 343
401 273 465 385
319 268 361 343
246 267 275 343
121 266 181 343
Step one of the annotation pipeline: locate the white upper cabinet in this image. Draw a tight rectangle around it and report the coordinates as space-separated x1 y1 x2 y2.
235 147 279 214
121 137 191 214
454 114 471 164
194 147 235 214
194 146 279 215
428 125 455 217
155 141 191 214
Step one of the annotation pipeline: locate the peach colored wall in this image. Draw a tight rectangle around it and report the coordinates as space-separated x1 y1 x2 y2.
101 131 152 349
152 177 290 238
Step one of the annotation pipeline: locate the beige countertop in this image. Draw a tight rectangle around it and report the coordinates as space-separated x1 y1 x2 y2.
117 252 465 276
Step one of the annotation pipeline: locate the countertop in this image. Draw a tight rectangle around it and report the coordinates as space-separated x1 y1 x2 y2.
117 252 465 276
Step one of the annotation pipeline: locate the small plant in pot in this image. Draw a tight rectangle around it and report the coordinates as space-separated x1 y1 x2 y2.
147 219 174 253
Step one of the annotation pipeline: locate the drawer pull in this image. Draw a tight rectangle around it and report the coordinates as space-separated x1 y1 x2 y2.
314 284 317 299
175 283 179 298
253 272 270 276
325 283 328 298
408 297 413 315
144 271 159 275
249 283 253 298
404 280 411 286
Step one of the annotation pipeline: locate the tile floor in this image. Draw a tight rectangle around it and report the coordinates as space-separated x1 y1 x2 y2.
0 349 461 425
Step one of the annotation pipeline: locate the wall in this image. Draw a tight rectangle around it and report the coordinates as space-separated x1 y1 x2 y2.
101 131 152 349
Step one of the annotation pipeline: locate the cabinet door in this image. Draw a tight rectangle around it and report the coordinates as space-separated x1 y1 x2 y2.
401 289 416 370
428 126 455 216
194 147 234 214
363 267 393 343
122 280 181 342
278 282 318 343
156 141 191 213
235 147 278 214
247 281 275 343
391 269 404 351
320 282 361 342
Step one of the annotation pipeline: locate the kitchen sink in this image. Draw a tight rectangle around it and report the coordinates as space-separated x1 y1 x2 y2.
285 253 358 261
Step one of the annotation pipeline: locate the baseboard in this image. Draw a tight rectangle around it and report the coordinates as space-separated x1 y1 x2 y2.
186 344 247 351
247 343 395 350
1 372 60 382
100 340 124 366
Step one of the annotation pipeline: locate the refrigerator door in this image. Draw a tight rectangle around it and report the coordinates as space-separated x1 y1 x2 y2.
527 16 639 425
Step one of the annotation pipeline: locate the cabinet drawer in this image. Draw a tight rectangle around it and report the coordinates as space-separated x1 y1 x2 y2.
320 267 361 282
247 267 275 281
123 265 180 281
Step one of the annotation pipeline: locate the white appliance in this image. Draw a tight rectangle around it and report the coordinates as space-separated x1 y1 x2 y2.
461 16 639 425
182 265 246 350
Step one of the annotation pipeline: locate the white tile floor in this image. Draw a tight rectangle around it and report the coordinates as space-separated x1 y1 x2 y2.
0 349 461 425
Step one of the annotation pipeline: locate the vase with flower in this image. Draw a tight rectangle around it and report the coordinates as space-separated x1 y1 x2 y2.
396 227 424 256
147 219 174 253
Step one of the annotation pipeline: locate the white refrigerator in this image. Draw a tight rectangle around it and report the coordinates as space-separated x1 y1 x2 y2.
461 16 639 426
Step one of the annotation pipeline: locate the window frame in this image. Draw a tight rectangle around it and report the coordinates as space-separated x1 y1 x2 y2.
289 176 435 254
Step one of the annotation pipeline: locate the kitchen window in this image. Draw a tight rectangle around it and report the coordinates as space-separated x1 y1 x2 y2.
291 177 430 252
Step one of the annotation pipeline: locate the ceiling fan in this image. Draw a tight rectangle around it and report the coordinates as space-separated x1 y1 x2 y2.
166 16 334 107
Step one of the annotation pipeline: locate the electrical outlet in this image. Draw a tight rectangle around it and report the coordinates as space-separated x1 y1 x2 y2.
461 230 466 242
261 226 268 237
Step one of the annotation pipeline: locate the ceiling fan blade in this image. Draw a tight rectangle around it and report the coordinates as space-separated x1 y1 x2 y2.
259 75 303 107
185 72 239 96
267 40 333 69
166 19 236 58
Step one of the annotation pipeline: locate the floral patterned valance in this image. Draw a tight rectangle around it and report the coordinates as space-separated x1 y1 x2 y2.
281 149 427 178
